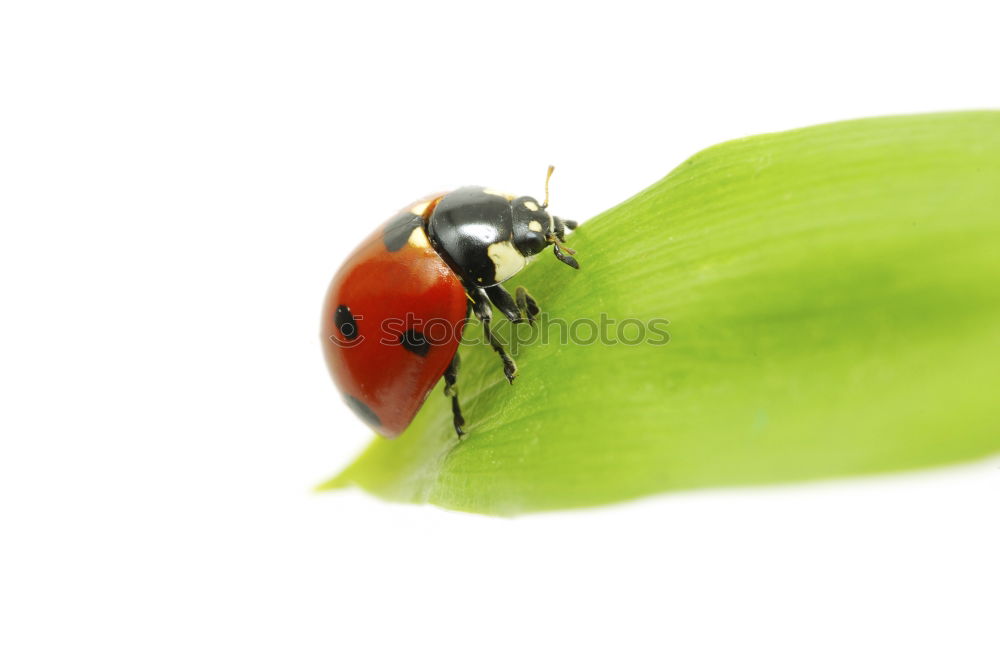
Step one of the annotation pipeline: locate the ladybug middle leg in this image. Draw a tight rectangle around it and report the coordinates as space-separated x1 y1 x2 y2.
470 286 518 383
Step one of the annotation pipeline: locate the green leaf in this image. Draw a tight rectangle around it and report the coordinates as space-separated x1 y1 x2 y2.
320 111 1000 515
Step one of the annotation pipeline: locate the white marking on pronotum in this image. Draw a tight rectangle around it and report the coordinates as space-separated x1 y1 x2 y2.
407 226 431 249
524 200 539 211
487 240 527 283
528 221 543 233
483 188 515 200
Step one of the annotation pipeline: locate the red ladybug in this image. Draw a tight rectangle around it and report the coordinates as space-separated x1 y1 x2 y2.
321 168 578 437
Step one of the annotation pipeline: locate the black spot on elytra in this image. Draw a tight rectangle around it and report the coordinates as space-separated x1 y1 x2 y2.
343 394 381 428
382 212 423 252
334 305 358 340
399 329 430 357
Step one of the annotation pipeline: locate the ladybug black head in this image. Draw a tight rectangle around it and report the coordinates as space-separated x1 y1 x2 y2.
511 196 579 268
510 196 549 256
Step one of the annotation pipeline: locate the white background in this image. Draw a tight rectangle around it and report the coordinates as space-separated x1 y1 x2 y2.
2 1 998 667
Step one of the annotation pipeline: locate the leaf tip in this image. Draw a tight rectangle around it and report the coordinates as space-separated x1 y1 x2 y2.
314 470 355 493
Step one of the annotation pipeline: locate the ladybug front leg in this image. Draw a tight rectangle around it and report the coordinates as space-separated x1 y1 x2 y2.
486 284 540 324
551 242 579 269
484 285 523 323
470 286 518 383
442 353 465 437
514 286 540 325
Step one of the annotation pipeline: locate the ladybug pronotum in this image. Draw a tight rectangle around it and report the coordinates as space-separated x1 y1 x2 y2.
321 167 578 437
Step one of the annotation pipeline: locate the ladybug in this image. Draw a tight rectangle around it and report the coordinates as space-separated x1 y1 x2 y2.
321 167 579 438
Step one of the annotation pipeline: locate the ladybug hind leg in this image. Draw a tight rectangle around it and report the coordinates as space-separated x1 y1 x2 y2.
470 286 518 384
443 353 465 437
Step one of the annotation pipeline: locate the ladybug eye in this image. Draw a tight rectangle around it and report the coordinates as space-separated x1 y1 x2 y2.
511 220 547 257
335 305 359 340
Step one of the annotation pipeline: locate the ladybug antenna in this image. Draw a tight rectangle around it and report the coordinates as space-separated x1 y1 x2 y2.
541 165 555 209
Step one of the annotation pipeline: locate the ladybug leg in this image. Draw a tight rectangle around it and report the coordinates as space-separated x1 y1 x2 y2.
484 285 523 323
514 286 540 325
471 286 518 383
551 241 580 269
557 216 578 232
547 217 580 269
443 353 465 437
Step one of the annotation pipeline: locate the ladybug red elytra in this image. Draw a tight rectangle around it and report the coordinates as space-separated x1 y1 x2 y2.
321 167 578 438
